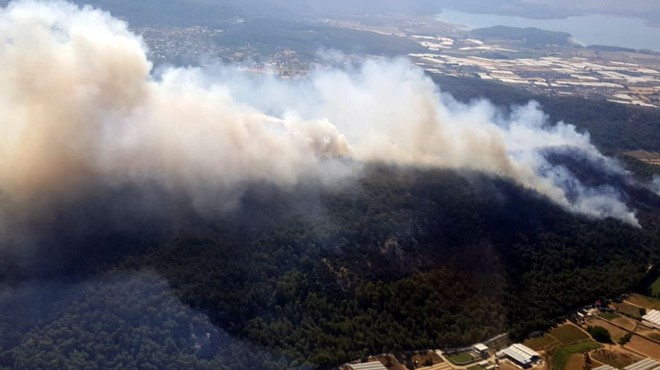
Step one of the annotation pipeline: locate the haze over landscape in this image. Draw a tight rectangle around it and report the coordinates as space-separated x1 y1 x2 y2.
1 1 660 370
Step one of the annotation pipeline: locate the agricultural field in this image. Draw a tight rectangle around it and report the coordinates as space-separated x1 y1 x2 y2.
613 302 644 319
624 151 660 166
624 335 660 360
598 312 621 320
611 316 637 331
550 342 601 370
446 352 475 365
634 328 658 338
628 294 660 310
591 348 642 369
563 354 584 370
524 335 562 351
588 318 629 342
411 351 443 368
549 325 590 345
370 354 407 370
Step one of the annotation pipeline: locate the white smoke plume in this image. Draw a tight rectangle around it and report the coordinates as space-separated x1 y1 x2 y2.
652 176 660 196
0 0 640 227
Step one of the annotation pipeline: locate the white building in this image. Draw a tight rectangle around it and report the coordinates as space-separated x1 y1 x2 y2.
474 343 489 357
642 309 660 330
594 358 660 370
624 358 660 370
348 362 388 370
496 344 540 368
593 365 617 370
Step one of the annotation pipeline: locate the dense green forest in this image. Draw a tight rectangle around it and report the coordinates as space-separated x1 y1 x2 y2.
0 273 298 370
1 164 659 369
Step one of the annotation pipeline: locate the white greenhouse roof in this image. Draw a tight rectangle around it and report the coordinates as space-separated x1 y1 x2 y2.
593 365 617 370
349 362 388 370
624 358 660 370
642 309 660 328
496 343 540 365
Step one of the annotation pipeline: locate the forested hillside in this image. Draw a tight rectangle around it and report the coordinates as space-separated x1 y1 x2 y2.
1 0 659 368
2 165 658 369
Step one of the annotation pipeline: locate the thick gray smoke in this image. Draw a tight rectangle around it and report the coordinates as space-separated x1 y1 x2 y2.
0 0 640 227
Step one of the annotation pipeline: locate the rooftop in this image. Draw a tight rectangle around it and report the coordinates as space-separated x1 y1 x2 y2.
496 343 540 365
474 343 489 351
642 309 660 328
348 362 388 370
625 359 660 370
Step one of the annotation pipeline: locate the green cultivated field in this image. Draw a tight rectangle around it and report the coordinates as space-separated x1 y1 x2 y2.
447 352 475 365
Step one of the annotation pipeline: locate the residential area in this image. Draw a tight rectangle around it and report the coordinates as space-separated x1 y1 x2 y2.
131 12 660 110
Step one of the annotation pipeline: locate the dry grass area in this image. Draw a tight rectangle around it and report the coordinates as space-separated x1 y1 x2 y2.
589 318 630 342
564 354 584 370
525 335 562 351
613 302 643 319
624 335 660 360
498 360 522 370
591 348 642 368
549 341 600 370
611 317 637 331
634 328 659 338
371 354 407 370
628 294 660 310
549 324 590 345
411 351 443 368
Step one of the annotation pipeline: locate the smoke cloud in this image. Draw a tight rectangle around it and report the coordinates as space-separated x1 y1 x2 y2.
652 176 660 196
0 0 640 230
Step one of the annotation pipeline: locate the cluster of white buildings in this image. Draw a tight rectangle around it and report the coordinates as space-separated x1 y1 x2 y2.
409 39 660 108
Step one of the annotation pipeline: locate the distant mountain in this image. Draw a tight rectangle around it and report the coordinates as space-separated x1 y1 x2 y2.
72 0 292 26
3 0 656 26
